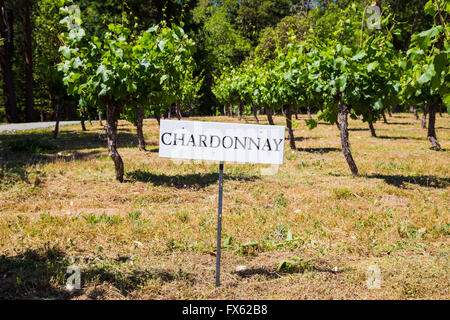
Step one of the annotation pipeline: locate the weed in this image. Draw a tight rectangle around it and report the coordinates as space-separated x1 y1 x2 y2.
277 256 315 273
274 193 287 207
332 187 353 199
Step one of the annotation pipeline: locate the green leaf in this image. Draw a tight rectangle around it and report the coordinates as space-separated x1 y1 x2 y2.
60 46 71 59
373 98 384 110
442 93 450 112
160 74 168 84
157 39 166 51
351 51 366 61
147 25 158 33
68 28 86 42
424 0 436 16
417 26 442 39
367 62 379 73
73 57 83 68
223 236 232 248
412 26 443 49
305 119 318 130
417 65 436 84
337 74 348 92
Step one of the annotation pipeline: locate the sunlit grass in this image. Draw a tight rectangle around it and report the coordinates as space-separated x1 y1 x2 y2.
0 113 448 299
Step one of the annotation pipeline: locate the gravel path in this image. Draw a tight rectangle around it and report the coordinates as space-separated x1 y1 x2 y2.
0 121 81 133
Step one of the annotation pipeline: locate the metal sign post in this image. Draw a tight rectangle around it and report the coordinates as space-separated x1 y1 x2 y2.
215 161 224 287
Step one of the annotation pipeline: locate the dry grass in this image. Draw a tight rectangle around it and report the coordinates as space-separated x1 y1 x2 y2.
0 113 448 300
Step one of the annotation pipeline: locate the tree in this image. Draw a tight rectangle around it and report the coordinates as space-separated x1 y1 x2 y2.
216 2 404 175
0 0 19 123
23 0 35 122
58 7 139 182
305 4 402 175
400 0 449 151
59 7 195 181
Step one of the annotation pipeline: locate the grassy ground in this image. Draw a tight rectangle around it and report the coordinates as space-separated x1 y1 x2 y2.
0 113 448 300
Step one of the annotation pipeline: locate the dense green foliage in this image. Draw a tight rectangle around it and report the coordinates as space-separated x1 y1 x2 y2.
0 0 448 122
58 7 197 115
212 0 448 173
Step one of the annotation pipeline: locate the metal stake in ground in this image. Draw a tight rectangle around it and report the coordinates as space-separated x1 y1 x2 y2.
215 161 224 287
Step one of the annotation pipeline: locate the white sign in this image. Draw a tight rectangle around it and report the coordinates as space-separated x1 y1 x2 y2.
159 120 285 165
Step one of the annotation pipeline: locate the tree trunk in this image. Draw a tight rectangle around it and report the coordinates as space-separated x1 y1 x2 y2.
285 105 296 150
368 107 377 137
223 104 226 117
421 105 428 129
99 111 103 127
307 105 312 119
80 104 87 131
23 0 35 122
414 106 419 120
176 102 181 120
81 117 87 131
238 100 244 121
0 5 18 123
155 113 160 126
252 102 259 124
265 106 274 125
106 100 124 182
338 96 359 177
388 107 392 117
168 104 172 119
53 97 64 139
382 112 388 124
368 120 377 137
427 105 441 151
136 106 146 151
229 104 233 118
294 107 298 120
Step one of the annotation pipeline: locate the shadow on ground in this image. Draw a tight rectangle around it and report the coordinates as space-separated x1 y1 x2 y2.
294 136 322 141
365 174 450 189
0 245 73 299
234 267 280 280
377 135 413 140
297 147 341 154
328 172 449 189
0 126 140 155
383 122 415 125
348 128 369 131
233 261 343 280
0 149 108 190
127 169 260 189
0 245 187 299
